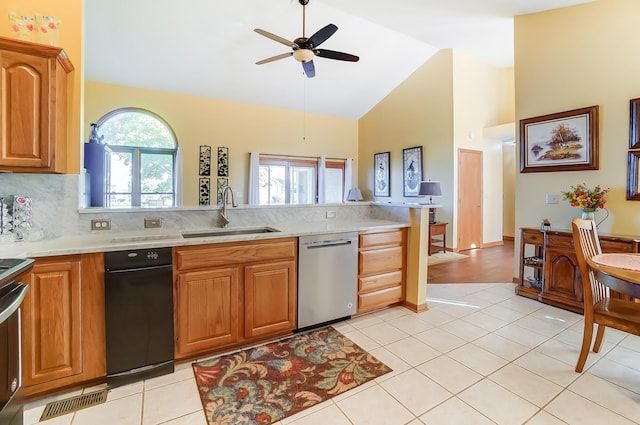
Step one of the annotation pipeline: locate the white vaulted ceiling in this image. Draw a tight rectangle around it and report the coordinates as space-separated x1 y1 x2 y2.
84 0 593 120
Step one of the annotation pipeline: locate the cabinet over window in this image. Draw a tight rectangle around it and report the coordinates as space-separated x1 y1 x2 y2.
0 36 73 173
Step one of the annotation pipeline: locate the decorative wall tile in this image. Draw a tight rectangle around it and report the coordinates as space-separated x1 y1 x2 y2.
199 177 210 206
217 178 228 204
199 145 212 176
217 147 229 177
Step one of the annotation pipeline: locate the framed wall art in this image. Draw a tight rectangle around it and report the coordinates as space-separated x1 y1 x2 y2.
520 105 599 173
199 145 211 176
630 98 640 149
198 177 210 206
373 152 390 197
217 147 229 177
402 146 423 197
217 178 228 204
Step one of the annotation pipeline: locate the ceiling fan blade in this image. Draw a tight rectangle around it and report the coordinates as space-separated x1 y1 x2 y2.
315 49 359 62
307 24 338 48
256 52 293 65
254 29 296 48
302 60 315 78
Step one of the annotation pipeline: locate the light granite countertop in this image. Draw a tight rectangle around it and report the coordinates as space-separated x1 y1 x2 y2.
0 219 408 259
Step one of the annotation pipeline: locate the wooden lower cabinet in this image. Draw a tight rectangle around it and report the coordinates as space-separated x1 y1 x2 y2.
21 253 105 396
357 229 406 314
174 238 297 359
176 267 241 355
245 260 296 338
516 227 639 313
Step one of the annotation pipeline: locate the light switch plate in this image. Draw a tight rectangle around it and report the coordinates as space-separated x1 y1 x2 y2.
546 193 558 204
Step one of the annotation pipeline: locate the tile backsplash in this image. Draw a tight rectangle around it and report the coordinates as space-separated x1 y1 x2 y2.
0 174 409 242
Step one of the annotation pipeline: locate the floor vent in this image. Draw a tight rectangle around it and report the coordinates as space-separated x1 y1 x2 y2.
40 389 108 421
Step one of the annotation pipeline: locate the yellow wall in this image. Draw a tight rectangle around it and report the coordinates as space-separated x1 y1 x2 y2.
2 0 83 174
452 50 514 246
515 0 640 242
359 49 454 207
359 49 514 249
84 81 358 206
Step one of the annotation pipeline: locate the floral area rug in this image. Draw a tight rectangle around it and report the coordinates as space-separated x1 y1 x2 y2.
192 326 392 425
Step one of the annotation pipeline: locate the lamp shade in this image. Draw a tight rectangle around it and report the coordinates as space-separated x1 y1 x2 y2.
347 188 363 201
419 181 442 197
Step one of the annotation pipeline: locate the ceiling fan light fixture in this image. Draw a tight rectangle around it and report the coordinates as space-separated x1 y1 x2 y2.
293 49 315 62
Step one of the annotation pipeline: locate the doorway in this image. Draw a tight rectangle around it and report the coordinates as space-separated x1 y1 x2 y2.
458 149 482 251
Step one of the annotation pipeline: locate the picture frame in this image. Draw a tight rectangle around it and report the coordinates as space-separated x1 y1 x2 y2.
198 177 210 206
198 145 211 176
519 105 599 173
627 151 640 200
402 146 423 197
373 152 390 197
630 98 640 149
217 147 229 177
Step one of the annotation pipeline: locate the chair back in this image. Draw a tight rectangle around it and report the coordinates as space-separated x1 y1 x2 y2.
572 218 608 306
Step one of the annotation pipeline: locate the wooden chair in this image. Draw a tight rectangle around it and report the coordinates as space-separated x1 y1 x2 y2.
571 218 640 372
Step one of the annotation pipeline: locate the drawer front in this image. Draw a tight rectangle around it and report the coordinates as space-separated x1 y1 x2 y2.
176 239 296 270
545 234 573 249
358 286 403 313
359 246 403 276
523 230 543 245
360 230 404 249
359 270 403 293
601 240 634 253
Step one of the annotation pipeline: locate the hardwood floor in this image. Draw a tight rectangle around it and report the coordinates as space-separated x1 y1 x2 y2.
427 240 515 283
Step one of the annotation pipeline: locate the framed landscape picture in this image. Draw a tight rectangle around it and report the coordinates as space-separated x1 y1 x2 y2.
402 146 423 197
520 105 599 173
373 152 390 197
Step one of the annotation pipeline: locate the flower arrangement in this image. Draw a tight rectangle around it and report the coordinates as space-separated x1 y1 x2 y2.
561 183 609 210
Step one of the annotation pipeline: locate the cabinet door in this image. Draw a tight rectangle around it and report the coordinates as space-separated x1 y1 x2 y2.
541 247 583 312
176 267 241 357
0 51 51 169
22 257 83 386
245 261 296 338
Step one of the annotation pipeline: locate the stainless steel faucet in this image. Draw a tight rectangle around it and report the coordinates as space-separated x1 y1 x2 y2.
219 186 238 228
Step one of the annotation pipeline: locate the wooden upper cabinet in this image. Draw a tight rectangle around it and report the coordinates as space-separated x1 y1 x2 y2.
0 36 73 173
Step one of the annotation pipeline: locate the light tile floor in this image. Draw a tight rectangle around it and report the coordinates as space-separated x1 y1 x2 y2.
24 283 640 425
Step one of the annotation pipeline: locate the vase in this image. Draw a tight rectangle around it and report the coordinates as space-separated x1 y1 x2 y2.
581 208 596 221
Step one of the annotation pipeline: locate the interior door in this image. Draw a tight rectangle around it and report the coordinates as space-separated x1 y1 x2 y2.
458 149 482 251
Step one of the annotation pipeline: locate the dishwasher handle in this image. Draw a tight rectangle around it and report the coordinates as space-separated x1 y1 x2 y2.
105 264 173 274
305 239 354 249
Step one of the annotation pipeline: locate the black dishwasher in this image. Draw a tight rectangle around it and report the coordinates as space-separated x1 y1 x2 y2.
104 247 174 388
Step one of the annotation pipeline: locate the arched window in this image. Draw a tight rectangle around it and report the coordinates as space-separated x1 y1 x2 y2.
89 108 179 208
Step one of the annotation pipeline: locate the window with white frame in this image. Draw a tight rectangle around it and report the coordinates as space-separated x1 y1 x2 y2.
258 156 345 205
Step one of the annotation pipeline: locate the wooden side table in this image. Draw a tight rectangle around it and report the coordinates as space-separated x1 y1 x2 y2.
428 222 447 256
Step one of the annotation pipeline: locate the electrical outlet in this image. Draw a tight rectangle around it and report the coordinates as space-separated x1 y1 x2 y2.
91 219 111 230
144 218 162 228
545 193 558 204
326 211 337 219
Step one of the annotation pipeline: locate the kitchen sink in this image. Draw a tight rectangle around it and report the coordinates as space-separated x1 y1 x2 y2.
110 233 182 243
181 226 280 239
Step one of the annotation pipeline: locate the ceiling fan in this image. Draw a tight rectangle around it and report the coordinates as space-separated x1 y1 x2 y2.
254 0 359 78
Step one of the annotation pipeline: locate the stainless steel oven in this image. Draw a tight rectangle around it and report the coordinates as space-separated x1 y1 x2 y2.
0 258 33 425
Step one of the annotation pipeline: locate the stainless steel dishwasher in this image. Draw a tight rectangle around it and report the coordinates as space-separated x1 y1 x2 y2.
297 232 358 330
104 248 174 388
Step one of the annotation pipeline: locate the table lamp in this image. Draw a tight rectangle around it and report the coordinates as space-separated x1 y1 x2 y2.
346 188 363 202
419 180 442 223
